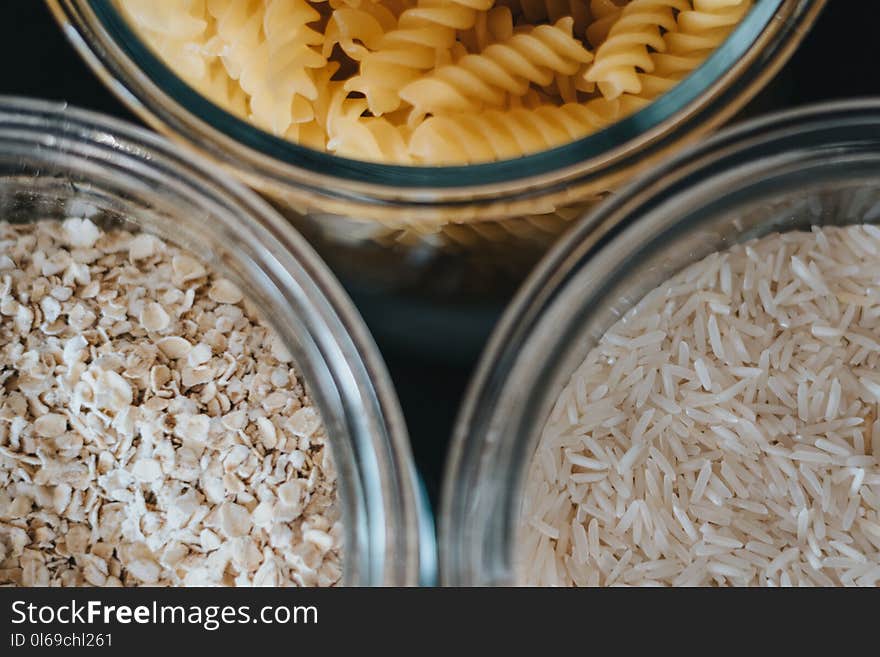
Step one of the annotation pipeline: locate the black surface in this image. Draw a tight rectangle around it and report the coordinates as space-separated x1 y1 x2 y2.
0 1 868 506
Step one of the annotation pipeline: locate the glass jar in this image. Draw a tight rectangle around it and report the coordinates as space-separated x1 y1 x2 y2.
0 96 434 586
48 0 824 359
441 99 880 585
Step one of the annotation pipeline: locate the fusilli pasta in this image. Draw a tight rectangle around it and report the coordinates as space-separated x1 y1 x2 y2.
586 0 626 47
409 98 633 164
205 0 327 133
655 0 753 77
345 0 496 114
458 5 515 52
323 3 398 60
584 0 690 100
117 0 755 165
117 0 213 86
399 17 592 121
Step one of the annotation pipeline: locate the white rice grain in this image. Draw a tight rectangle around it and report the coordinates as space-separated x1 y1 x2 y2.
694 358 712 391
519 227 880 587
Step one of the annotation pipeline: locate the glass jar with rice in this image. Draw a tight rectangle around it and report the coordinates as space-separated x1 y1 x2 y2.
443 100 880 586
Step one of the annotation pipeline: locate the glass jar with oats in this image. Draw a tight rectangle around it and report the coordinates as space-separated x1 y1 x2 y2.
49 0 823 359
0 98 432 587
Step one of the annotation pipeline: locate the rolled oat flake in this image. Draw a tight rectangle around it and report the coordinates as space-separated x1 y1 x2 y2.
0 218 342 587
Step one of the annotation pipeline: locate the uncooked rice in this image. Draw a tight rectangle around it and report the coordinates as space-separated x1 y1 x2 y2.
519 225 880 586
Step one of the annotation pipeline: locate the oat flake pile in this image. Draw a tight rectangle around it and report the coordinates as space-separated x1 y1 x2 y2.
0 218 342 587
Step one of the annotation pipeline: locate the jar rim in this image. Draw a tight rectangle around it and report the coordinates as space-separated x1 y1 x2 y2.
440 98 880 585
53 0 815 197
0 95 435 585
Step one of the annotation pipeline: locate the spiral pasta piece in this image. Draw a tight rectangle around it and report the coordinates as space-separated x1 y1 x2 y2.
327 117 413 162
584 0 690 100
284 119 330 150
586 0 625 48
205 0 327 134
633 71 679 97
319 83 411 162
409 98 626 164
197 60 252 116
117 0 211 82
400 18 593 121
118 0 208 41
458 5 515 53
345 0 495 115
323 3 398 60
654 0 753 76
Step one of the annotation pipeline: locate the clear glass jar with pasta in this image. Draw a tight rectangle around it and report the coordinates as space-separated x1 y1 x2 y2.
49 0 824 358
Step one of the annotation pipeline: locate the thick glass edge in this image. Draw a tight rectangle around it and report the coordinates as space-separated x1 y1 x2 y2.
0 95 432 586
440 99 880 585
78 0 783 188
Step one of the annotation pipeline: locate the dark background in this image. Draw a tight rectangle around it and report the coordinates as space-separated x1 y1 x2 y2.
0 1 866 506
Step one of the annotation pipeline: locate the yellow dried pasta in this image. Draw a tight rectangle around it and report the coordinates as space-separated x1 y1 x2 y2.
400 17 593 122
324 3 398 60
409 97 645 164
117 0 755 165
345 0 496 115
655 0 754 76
584 0 690 100
586 0 626 47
